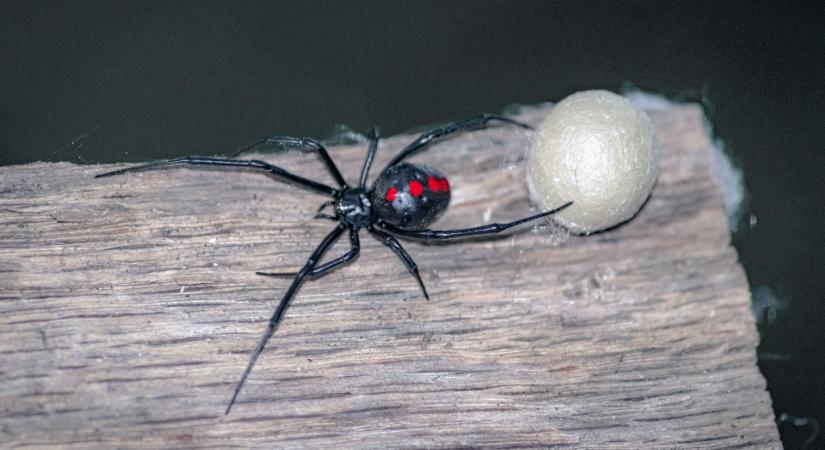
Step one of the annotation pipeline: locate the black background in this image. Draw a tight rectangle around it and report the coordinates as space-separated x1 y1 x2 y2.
2 1 823 447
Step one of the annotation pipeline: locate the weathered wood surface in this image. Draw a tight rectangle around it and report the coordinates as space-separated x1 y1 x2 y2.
0 104 779 449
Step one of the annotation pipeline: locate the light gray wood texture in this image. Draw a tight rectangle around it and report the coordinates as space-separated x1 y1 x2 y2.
0 104 780 448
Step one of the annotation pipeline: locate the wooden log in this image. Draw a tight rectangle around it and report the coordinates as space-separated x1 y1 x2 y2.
0 104 780 448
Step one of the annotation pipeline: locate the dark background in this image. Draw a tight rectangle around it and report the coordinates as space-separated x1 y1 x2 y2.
2 1 823 447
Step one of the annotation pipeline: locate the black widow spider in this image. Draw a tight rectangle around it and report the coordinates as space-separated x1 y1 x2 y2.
96 114 572 414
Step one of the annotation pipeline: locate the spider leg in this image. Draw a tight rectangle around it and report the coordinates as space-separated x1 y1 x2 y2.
379 202 573 240
256 227 360 279
314 201 337 220
95 156 337 196
358 127 380 188
231 136 348 188
379 114 533 174
368 226 429 300
225 223 346 415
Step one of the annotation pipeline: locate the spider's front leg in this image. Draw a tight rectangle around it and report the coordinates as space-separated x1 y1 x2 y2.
95 156 338 196
255 227 360 279
313 201 337 221
231 136 348 188
226 223 347 414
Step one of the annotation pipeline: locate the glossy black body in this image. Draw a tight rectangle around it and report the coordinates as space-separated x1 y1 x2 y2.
95 113 570 415
371 163 450 228
336 187 374 228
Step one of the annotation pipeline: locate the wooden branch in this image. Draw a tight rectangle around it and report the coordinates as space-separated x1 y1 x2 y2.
0 104 780 448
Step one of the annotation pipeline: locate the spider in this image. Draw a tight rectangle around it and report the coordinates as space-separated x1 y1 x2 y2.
96 114 572 414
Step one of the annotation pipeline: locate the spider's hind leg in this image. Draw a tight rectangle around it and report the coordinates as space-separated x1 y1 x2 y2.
379 202 573 240
368 226 429 300
381 114 533 171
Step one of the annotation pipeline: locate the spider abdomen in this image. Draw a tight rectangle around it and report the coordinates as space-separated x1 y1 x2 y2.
370 163 450 229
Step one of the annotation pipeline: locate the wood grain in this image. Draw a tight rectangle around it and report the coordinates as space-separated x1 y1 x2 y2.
0 104 780 448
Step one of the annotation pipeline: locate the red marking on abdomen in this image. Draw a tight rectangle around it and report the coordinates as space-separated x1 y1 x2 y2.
428 176 450 192
408 180 424 197
385 186 398 202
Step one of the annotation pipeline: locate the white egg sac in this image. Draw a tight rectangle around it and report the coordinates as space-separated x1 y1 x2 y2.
527 90 658 234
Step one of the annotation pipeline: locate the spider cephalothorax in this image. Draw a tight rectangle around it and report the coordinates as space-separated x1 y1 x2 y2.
96 114 571 414
335 187 374 228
